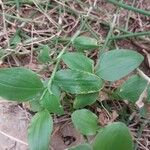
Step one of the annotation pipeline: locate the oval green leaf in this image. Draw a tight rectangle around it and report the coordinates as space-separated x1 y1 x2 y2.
54 69 103 94
93 122 133 150
96 49 144 81
10 30 21 46
74 92 99 109
29 94 43 112
72 36 98 51
51 83 61 97
68 143 92 150
28 110 53 150
40 90 64 115
71 109 99 135
38 45 50 63
62 52 94 73
0 67 44 101
117 75 148 102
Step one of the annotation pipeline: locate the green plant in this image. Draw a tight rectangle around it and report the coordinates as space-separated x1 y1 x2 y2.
0 35 149 150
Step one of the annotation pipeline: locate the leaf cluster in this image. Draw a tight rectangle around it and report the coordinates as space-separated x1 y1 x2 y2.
0 36 147 150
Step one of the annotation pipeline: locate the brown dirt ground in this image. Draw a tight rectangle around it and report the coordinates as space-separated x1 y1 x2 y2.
0 101 85 150
0 100 29 150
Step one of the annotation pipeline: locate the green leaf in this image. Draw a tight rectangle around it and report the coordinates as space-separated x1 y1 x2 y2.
62 52 94 73
74 92 99 109
29 93 43 112
96 49 144 81
43 81 61 97
93 122 133 150
117 75 148 102
68 144 92 150
54 69 103 94
10 30 21 46
28 110 53 150
38 45 50 63
0 67 44 101
71 109 99 135
72 36 98 51
40 90 64 115
51 83 61 97
139 106 147 118
30 99 42 112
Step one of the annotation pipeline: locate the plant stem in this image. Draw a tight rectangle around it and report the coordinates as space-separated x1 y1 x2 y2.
100 14 117 53
0 12 42 24
100 22 150 42
110 31 150 40
100 0 124 53
47 43 70 92
125 0 136 31
107 0 150 16
47 0 98 92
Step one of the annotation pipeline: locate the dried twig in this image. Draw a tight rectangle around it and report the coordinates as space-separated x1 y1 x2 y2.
137 69 150 83
0 130 28 146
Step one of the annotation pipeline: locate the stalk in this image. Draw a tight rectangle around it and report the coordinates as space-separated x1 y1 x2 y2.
107 0 150 16
110 31 150 40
